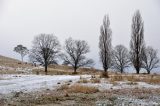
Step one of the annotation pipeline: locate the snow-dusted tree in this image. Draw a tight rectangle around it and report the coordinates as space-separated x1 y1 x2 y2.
14 44 29 62
29 34 61 73
113 45 130 73
61 37 94 74
130 10 145 74
142 46 159 74
99 15 112 73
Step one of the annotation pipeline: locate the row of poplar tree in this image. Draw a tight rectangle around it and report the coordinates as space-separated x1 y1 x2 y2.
14 10 159 75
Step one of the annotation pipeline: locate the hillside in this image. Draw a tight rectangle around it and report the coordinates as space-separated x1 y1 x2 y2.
0 55 32 68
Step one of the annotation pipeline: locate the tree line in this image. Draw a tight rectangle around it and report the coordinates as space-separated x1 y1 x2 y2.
14 10 159 75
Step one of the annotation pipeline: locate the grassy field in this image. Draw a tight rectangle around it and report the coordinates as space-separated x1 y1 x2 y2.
0 55 160 106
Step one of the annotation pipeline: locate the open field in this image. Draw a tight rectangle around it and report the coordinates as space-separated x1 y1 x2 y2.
0 55 160 106
0 74 160 106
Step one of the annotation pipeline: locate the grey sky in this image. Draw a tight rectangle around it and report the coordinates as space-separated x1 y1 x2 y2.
0 0 160 69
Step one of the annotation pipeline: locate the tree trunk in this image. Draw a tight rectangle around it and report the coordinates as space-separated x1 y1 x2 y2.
147 70 150 74
21 55 23 62
136 67 140 74
73 67 77 74
45 64 48 75
104 68 107 72
74 68 76 73
120 68 123 73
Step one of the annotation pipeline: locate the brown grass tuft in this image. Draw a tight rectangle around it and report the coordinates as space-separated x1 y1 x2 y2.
109 74 160 84
90 78 101 83
77 79 89 83
100 72 109 78
57 84 69 91
126 81 138 85
68 84 99 94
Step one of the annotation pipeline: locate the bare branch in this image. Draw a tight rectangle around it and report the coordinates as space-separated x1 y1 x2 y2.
113 45 131 73
61 37 94 73
130 10 145 74
142 46 159 74
99 15 112 72
29 34 61 73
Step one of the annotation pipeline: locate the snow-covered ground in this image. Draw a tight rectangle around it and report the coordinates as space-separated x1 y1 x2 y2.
0 74 80 95
80 81 160 91
0 74 160 96
0 74 160 105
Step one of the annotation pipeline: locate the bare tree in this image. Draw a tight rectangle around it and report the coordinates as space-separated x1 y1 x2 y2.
113 45 130 73
99 15 112 73
142 46 159 74
14 44 29 62
130 10 145 74
29 34 60 73
61 37 94 74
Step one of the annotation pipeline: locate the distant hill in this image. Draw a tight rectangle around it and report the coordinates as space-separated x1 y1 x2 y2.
0 55 32 68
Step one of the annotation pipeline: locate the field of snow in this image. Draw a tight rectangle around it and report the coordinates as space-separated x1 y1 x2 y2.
0 74 160 105
0 74 80 95
0 74 160 96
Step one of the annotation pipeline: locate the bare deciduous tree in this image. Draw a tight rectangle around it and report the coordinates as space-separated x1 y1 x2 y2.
14 44 29 62
61 37 94 74
142 46 159 74
29 34 60 73
113 45 130 73
99 15 112 74
130 10 145 74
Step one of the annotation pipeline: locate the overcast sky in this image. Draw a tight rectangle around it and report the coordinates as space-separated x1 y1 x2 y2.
0 0 160 69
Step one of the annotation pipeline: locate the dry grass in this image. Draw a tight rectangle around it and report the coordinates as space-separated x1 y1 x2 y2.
144 75 160 84
32 65 101 75
126 81 138 85
68 84 99 94
90 78 101 83
32 68 72 75
77 78 100 83
109 73 160 84
77 79 89 83
100 72 109 78
57 84 69 91
0 55 33 68
0 70 17 74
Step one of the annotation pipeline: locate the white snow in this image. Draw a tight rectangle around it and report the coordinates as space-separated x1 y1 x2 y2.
0 74 160 97
79 79 160 91
0 74 80 95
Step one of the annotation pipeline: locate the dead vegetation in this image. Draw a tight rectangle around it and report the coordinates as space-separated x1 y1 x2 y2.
109 73 160 84
68 84 99 94
77 77 101 83
3 87 160 106
57 84 99 94
0 55 33 68
32 65 101 75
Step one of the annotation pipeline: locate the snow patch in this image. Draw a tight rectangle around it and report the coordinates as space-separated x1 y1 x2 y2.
0 74 80 95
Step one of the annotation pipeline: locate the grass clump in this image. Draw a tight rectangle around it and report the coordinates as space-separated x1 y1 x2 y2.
100 72 109 78
126 81 138 85
68 84 99 94
57 84 69 91
91 78 101 83
77 79 89 83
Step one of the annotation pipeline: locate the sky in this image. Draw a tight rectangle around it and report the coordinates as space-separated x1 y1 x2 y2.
0 0 160 69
